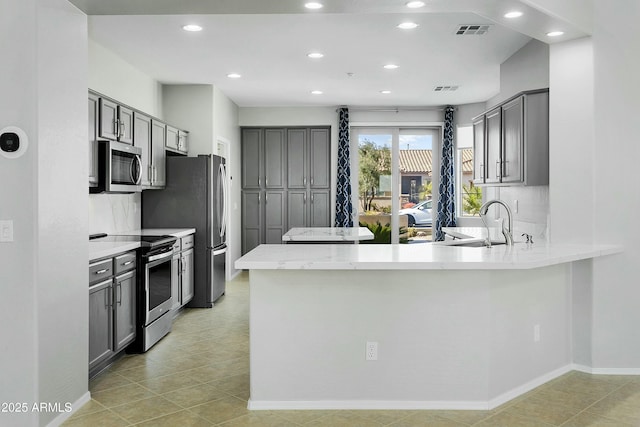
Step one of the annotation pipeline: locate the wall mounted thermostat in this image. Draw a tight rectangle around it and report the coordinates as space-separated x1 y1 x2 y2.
0 126 28 159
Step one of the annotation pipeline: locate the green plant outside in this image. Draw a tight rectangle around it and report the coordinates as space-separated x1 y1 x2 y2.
359 221 408 244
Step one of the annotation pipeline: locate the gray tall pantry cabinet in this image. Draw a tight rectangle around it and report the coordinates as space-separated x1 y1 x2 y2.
242 127 331 254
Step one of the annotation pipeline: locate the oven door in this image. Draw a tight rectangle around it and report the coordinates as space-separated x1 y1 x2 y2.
144 248 174 325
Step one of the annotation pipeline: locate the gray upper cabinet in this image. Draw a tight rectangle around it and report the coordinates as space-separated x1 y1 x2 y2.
501 96 524 184
242 129 263 189
88 93 99 187
472 89 549 187
151 120 167 188
264 129 285 188
98 98 133 144
485 108 502 185
287 129 307 189
133 111 152 187
472 116 485 185
166 125 179 151
310 128 330 188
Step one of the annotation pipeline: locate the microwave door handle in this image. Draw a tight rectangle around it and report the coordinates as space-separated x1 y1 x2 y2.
134 154 142 185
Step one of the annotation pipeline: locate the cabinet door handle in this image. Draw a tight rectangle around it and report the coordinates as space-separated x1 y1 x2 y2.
117 282 122 305
311 178 314 186
106 287 112 308
480 164 484 179
265 193 268 204
113 119 119 136
258 178 261 187
119 121 125 138
181 257 186 273
304 193 307 204
122 260 133 266
265 177 268 187
311 194 314 203
496 159 502 178
95 269 108 275
258 193 260 203
304 177 307 186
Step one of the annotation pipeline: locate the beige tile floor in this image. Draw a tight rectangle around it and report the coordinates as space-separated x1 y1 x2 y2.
65 272 640 426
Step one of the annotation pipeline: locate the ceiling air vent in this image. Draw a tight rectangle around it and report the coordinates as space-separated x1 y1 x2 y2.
434 86 459 92
455 25 491 35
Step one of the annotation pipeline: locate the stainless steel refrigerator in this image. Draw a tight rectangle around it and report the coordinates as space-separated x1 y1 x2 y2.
142 155 227 308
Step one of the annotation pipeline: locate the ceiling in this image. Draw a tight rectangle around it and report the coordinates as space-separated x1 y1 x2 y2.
70 0 589 108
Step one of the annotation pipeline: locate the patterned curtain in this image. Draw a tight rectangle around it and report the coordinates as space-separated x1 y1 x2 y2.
434 106 457 241
335 107 353 227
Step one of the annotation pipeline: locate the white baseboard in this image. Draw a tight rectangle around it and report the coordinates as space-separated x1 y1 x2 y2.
248 399 489 411
572 364 640 375
46 391 91 427
487 364 573 409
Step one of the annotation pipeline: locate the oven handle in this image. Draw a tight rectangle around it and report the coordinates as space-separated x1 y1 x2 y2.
146 249 174 263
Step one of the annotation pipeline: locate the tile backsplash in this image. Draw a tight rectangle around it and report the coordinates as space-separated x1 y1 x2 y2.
498 186 549 242
89 193 141 235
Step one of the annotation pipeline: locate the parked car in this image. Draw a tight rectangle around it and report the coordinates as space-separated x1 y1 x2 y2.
399 199 432 226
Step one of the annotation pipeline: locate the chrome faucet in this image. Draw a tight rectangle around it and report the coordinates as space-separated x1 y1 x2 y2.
479 199 514 247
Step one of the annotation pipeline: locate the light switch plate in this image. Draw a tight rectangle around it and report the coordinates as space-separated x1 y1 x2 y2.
0 220 14 242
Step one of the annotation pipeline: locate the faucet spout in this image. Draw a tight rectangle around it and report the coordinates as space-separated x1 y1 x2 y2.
479 199 514 247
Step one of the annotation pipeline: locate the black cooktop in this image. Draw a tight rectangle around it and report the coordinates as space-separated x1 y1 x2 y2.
89 233 177 248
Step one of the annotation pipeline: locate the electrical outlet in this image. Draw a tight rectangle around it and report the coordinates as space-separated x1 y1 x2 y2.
0 220 14 242
533 324 541 342
366 341 378 361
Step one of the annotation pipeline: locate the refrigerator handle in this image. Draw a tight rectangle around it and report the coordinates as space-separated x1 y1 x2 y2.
218 163 228 240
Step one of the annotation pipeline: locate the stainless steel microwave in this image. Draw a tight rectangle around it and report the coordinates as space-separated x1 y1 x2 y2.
90 140 142 193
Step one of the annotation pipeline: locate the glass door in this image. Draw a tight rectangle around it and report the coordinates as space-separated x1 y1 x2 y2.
351 127 441 243
353 127 440 244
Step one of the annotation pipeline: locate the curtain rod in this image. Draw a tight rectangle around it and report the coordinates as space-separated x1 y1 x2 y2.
336 106 456 113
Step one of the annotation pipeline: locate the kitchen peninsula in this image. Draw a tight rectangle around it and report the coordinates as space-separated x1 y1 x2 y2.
235 242 621 410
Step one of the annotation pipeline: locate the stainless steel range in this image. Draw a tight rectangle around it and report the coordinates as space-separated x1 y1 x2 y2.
90 233 177 352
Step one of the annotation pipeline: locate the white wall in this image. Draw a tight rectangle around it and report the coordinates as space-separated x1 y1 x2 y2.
88 38 163 117
162 84 214 156
1 1 88 425
549 37 594 245
590 1 640 369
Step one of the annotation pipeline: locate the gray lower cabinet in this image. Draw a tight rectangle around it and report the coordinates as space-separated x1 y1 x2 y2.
89 251 137 377
171 234 195 315
89 279 113 370
241 127 331 254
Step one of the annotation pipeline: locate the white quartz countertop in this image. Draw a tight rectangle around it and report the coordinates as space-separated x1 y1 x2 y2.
235 242 622 271
282 227 374 242
89 228 196 261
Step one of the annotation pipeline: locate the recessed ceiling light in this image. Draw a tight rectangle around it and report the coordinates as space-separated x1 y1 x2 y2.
182 24 203 32
227 73 242 79
305 2 323 9
383 64 399 69
380 90 392 94
546 31 564 37
307 52 324 59
397 22 419 30
504 11 523 19
311 90 323 95
406 1 425 8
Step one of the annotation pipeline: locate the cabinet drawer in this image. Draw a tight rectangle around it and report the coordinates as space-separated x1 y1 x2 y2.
181 234 194 251
89 259 113 285
114 251 137 274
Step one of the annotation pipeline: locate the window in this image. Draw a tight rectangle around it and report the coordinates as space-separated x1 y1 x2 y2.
456 125 482 217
